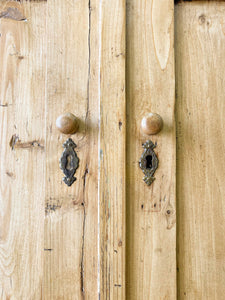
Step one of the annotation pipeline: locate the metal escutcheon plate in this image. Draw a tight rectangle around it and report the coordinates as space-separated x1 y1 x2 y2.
60 138 79 186
139 140 158 186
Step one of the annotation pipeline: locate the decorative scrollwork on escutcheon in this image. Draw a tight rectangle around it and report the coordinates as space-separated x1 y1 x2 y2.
139 140 158 186
60 138 79 186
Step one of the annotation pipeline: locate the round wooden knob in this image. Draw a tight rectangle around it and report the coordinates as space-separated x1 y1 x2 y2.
56 113 79 134
141 113 163 135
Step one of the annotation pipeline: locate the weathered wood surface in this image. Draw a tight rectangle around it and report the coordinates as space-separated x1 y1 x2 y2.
44 0 99 298
175 2 225 299
0 0 125 299
0 0 100 298
0 1 46 299
4 0 225 299
99 0 126 299
126 0 176 299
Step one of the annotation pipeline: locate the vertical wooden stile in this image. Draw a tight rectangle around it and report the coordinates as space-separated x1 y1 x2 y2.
126 0 176 299
0 1 46 298
176 2 225 299
99 0 126 299
44 0 99 298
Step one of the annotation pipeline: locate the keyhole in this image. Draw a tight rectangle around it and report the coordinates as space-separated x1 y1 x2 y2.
146 155 152 169
66 154 73 171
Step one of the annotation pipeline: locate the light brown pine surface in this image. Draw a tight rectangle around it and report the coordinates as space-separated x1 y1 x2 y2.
99 0 126 298
44 0 99 298
126 0 176 299
3 1 225 299
0 0 125 299
175 2 225 299
0 1 46 299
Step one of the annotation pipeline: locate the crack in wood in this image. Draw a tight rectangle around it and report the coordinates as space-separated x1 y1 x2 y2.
80 164 89 298
175 0 192 3
85 0 91 126
9 134 44 150
9 134 19 150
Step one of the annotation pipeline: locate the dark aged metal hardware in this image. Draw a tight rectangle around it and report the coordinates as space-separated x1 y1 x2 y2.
60 138 79 186
139 140 158 186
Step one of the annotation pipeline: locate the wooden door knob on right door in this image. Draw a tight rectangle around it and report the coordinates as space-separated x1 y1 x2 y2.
141 113 163 135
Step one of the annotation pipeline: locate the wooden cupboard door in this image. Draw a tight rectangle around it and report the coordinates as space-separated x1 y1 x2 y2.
126 1 225 298
1 0 225 299
126 0 176 299
1 0 175 299
44 0 99 298
0 0 125 299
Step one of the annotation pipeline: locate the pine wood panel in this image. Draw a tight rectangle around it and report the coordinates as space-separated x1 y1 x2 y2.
0 0 126 298
44 0 99 298
99 0 126 299
175 2 225 299
126 0 176 299
0 1 46 299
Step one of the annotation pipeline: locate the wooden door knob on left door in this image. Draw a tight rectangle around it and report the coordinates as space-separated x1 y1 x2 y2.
141 113 163 135
56 113 79 134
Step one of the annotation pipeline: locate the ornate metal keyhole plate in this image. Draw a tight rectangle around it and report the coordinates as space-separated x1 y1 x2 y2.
60 138 79 186
139 140 158 186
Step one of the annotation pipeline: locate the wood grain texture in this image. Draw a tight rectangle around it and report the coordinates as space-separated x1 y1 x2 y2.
44 0 99 298
175 1 225 3
126 0 176 299
0 0 126 298
0 1 46 299
99 0 126 299
175 2 225 299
